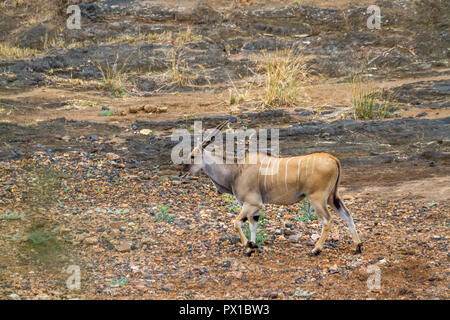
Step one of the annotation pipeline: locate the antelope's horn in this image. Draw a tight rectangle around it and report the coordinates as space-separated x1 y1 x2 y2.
201 119 229 149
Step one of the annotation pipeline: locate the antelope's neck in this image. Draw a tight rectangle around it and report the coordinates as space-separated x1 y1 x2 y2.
202 152 235 191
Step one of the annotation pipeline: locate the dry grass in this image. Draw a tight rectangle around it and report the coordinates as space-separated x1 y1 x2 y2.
0 0 28 9
351 76 399 120
105 27 202 46
0 43 39 60
95 54 130 97
257 49 311 107
166 48 192 86
227 76 254 106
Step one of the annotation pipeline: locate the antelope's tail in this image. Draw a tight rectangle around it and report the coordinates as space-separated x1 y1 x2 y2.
331 158 343 210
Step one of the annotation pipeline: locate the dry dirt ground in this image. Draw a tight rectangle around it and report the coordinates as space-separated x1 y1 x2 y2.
0 0 449 300
0 154 448 300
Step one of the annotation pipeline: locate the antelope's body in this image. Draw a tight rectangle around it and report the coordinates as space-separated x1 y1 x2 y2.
182 121 362 256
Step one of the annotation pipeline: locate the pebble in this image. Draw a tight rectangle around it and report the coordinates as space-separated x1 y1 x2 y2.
222 260 231 268
288 232 302 242
84 237 98 245
59 227 71 234
311 234 320 241
106 152 120 160
283 229 295 236
116 241 131 252
140 129 152 135
141 237 154 245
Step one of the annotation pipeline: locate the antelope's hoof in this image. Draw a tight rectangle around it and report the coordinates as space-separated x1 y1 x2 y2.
245 248 256 257
354 243 362 254
311 248 322 256
247 241 258 249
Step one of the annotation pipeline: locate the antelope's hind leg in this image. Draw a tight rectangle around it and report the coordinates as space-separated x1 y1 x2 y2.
309 194 333 256
330 197 362 254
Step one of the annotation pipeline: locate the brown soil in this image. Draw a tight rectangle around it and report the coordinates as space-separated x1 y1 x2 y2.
0 155 448 300
1 74 449 125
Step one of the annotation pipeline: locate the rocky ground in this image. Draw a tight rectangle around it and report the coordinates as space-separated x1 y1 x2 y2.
0 0 449 300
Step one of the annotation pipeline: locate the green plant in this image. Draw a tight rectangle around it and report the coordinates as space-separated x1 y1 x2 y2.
295 198 318 221
427 200 437 207
0 213 24 220
222 194 241 213
25 229 52 245
226 75 253 106
154 205 175 223
109 276 129 287
294 288 315 297
96 54 129 97
100 109 115 116
351 76 399 120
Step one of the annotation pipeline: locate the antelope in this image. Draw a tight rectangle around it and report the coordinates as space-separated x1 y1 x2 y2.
181 121 362 256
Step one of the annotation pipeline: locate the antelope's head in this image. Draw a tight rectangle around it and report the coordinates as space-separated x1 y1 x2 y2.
180 120 228 177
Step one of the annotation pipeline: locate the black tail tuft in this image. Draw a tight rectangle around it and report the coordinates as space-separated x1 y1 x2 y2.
332 159 342 209
333 195 342 210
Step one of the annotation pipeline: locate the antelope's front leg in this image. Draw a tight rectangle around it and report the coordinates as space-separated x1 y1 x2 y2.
233 203 259 255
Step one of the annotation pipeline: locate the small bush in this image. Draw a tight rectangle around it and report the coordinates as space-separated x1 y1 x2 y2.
154 205 175 223
96 54 129 97
258 49 310 107
351 76 399 120
99 109 115 116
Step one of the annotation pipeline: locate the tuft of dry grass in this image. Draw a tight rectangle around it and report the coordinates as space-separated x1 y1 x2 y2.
351 76 399 120
95 54 130 97
0 43 39 60
105 27 202 46
0 0 28 9
166 48 191 86
257 49 311 107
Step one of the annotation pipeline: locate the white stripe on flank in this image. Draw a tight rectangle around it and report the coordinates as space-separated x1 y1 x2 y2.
264 158 272 190
258 156 266 177
285 158 292 191
271 158 277 185
258 156 265 186
305 157 309 179
310 155 315 177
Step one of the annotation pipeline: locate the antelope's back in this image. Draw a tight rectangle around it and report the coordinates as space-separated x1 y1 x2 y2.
248 152 340 204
